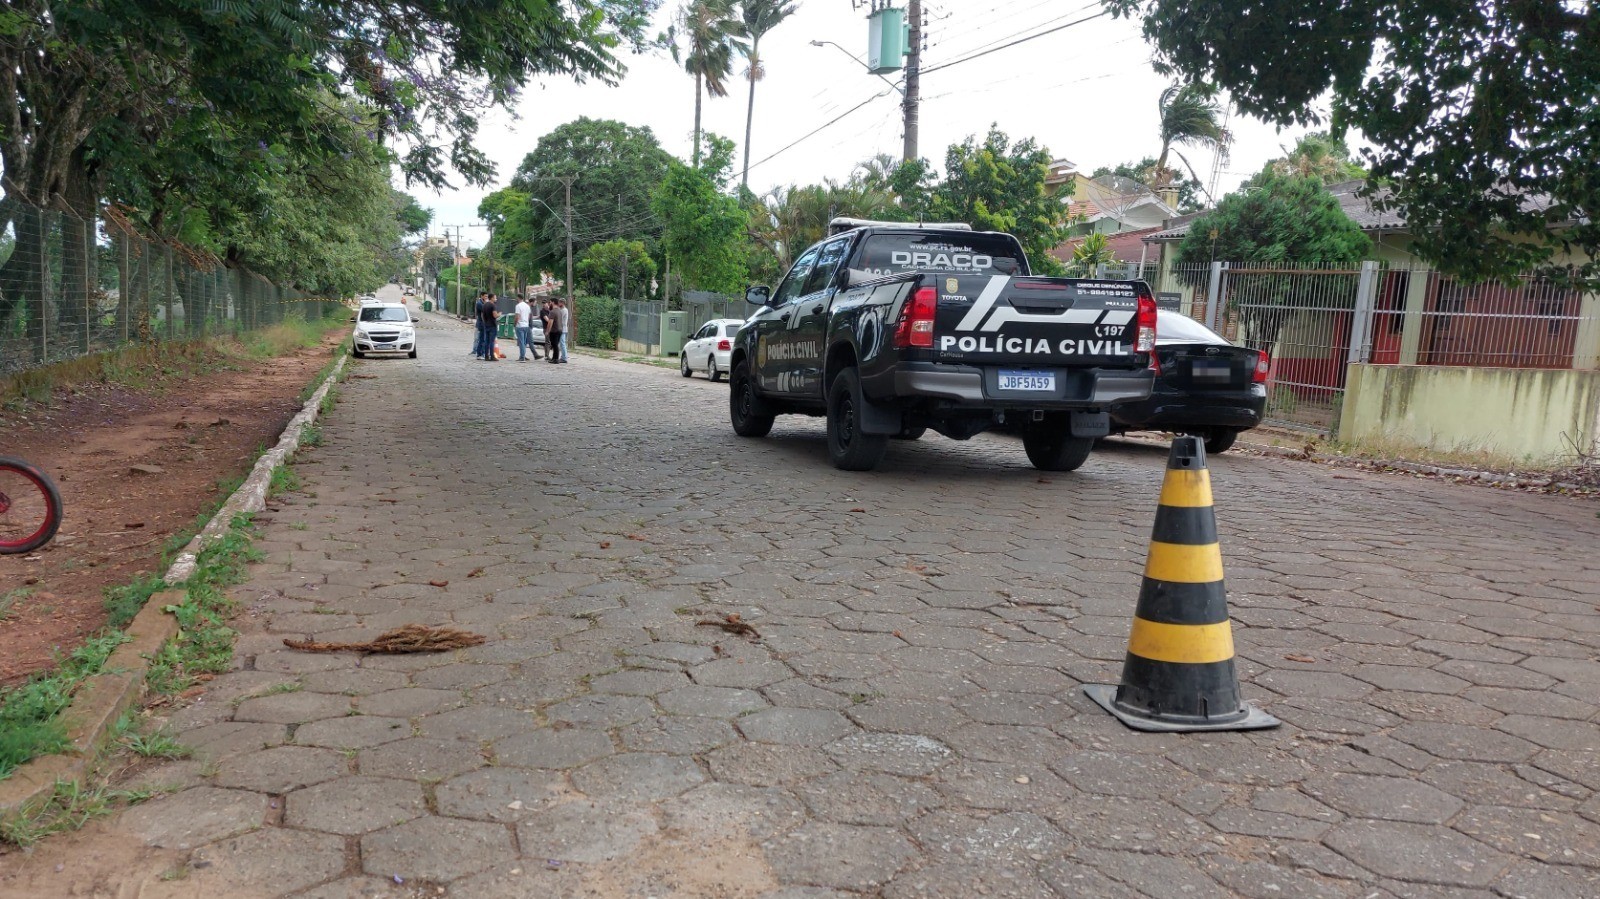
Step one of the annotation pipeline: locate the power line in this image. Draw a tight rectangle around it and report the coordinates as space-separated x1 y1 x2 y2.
923 8 1109 76
746 88 898 175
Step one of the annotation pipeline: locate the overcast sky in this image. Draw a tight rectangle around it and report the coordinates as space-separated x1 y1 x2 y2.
405 1 1336 252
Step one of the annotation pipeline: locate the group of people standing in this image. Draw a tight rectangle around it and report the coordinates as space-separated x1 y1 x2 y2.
471 291 569 364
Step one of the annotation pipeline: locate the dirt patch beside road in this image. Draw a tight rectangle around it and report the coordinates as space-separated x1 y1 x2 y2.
0 335 342 685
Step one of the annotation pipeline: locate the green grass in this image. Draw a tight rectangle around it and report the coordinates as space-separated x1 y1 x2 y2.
122 730 193 760
268 465 302 498
0 587 33 621
0 778 157 847
0 312 346 407
0 631 130 781
145 514 262 696
103 573 166 629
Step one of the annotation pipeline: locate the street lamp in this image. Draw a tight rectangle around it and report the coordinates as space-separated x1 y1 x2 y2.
809 40 904 95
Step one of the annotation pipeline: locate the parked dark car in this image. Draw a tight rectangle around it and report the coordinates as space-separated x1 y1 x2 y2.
1107 311 1268 454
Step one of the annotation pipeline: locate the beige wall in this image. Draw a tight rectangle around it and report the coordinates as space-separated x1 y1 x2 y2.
1340 364 1600 461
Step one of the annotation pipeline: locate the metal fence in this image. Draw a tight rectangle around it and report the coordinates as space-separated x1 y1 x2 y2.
619 300 664 351
0 198 342 376
681 291 748 334
1153 261 1600 434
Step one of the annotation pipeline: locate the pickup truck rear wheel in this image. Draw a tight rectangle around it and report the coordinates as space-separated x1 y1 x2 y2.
827 369 889 471
1022 428 1095 472
729 360 775 437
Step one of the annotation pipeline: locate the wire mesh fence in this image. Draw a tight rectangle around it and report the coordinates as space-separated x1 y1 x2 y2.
0 199 344 376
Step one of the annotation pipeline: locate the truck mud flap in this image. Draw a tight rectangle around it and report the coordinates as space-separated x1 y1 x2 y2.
1070 411 1110 438
858 392 905 436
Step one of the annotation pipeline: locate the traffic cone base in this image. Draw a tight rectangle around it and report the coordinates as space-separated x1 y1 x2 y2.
1084 436 1278 733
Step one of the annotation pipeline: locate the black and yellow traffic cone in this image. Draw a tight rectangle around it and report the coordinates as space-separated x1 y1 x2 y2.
1083 436 1278 732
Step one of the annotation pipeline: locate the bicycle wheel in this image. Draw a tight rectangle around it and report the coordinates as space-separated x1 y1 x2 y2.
0 457 62 554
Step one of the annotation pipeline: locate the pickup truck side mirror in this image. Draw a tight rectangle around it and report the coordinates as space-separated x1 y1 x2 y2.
745 284 772 307
411 317 420 323
348 316 357 323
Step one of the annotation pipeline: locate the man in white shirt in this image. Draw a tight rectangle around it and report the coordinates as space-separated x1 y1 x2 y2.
514 296 540 362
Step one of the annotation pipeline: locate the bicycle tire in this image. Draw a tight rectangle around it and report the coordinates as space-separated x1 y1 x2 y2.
0 456 63 555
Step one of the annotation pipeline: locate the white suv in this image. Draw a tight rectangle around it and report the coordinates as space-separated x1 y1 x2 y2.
352 303 418 358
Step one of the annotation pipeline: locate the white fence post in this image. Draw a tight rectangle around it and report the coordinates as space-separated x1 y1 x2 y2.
1348 260 1379 365
1204 261 1226 332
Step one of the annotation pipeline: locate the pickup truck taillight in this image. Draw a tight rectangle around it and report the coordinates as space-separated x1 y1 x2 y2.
894 285 938 349
1253 350 1270 383
717 339 731 351
1136 293 1157 353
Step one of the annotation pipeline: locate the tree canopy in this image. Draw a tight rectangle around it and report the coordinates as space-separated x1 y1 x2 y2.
504 118 674 277
928 127 1073 276
1174 171 1371 269
578 239 658 298
1107 0 1600 284
1256 133 1367 188
654 134 748 294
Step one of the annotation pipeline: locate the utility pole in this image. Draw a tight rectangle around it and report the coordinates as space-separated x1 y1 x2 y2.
443 224 469 317
564 177 575 341
902 0 922 162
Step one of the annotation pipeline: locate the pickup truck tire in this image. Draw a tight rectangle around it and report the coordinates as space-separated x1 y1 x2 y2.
729 360 775 438
827 369 889 471
1204 429 1238 455
1022 428 1095 472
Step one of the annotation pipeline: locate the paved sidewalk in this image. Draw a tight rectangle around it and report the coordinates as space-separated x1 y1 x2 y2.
11 316 1600 898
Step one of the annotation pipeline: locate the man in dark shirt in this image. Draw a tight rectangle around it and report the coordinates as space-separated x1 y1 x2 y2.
471 292 489 359
481 293 500 361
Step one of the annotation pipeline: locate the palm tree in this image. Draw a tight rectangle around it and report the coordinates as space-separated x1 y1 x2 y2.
673 0 745 168
737 0 799 189
1155 83 1228 186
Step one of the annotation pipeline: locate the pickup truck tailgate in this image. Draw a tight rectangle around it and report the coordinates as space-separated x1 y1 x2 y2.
933 276 1143 366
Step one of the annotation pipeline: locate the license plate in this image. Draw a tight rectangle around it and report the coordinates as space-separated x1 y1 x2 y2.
1192 360 1231 383
998 370 1055 392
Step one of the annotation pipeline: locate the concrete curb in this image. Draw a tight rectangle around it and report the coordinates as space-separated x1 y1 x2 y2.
1231 436 1598 495
0 353 349 820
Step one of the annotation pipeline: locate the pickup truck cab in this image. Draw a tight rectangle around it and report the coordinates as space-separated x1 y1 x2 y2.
728 220 1156 471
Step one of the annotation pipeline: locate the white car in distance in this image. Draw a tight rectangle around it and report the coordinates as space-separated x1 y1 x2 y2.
680 318 745 381
352 303 419 359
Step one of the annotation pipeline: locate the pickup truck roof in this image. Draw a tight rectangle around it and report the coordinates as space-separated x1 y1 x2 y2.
827 217 974 235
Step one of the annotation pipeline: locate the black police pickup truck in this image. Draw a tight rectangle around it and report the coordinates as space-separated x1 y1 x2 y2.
728 219 1157 471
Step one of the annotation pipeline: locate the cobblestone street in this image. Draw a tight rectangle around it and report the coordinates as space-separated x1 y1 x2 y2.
12 305 1600 898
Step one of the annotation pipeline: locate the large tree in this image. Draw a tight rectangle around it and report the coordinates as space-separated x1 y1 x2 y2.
737 0 799 189
1107 0 1600 284
0 0 656 350
1174 170 1372 354
930 127 1073 275
654 134 748 293
506 118 674 278
577 239 658 298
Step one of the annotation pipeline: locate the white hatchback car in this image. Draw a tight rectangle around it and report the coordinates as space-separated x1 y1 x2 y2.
680 318 745 381
352 303 418 358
